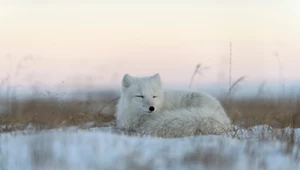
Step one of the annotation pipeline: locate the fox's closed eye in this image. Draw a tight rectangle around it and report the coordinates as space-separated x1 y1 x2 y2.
135 95 144 98
153 96 158 98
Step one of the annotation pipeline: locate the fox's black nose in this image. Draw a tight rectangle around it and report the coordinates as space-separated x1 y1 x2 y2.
149 106 155 112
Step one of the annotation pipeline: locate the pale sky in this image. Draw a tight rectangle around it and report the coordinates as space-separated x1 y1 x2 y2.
0 0 299 89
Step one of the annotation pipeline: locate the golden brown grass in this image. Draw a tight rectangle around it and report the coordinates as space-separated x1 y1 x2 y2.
0 97 115 132
223 97 300 129
1 93 299 133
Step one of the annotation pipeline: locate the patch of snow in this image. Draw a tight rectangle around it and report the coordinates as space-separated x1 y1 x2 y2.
1 127 300 170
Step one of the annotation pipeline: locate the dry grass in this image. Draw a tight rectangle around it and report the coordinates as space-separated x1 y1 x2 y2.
222 97 300 128
0 97 115 132
1 92 299 133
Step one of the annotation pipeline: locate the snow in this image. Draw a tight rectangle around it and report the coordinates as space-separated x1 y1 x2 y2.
1 125 300 170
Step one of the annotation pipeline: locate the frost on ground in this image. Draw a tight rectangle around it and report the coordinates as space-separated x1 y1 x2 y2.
1 124 300 170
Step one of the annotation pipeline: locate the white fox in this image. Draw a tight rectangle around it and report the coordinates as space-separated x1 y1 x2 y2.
116 73 231 138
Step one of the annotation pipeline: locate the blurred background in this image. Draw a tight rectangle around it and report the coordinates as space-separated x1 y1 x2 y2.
0 0 300 131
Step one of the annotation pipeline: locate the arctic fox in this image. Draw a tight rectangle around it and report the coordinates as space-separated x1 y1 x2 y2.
116 73 231 138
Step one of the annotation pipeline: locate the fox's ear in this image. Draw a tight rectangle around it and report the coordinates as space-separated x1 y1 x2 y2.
122 74 134 89
151 73 162 86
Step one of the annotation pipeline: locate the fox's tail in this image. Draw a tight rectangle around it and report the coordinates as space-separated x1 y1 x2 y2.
138 107 232 138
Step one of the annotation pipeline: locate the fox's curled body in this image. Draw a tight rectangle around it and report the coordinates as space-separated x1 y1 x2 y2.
116 73 231 138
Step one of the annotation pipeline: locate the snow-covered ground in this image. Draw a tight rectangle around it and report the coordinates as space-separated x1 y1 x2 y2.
1 125 300 170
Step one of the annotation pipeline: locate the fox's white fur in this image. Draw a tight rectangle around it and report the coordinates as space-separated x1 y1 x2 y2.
116 73 231 138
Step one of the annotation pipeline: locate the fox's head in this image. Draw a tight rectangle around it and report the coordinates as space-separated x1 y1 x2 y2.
121 73 164 114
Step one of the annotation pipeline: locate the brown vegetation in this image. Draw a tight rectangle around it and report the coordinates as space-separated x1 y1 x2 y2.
1 93 299 133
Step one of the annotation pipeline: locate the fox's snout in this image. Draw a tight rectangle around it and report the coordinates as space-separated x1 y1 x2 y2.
140 105 156 113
